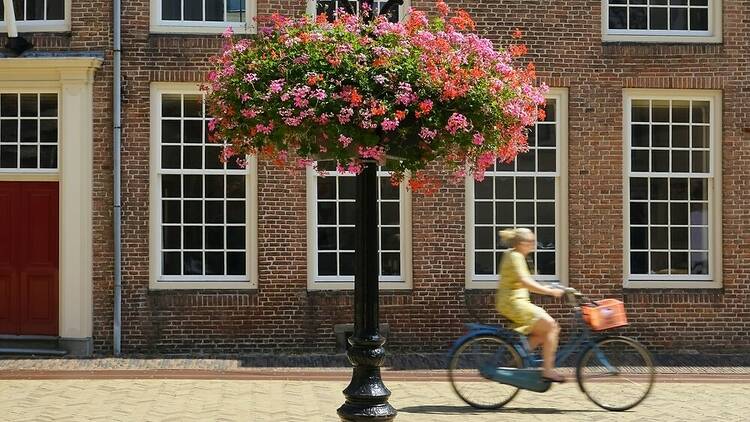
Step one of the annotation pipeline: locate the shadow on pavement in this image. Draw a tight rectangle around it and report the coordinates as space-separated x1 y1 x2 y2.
398 405 607 415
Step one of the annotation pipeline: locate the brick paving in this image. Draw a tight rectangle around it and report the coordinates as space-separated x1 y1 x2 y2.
1 376 748 421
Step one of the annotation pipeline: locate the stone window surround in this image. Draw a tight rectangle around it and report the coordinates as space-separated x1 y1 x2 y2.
148 82 259 290
0 0 70 32
601 0 723 43
305 166 414 291
150 0 257 34
622 88 722 289
465 88 569 290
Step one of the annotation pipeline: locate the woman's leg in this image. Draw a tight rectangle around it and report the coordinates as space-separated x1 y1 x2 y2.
529 317 562 380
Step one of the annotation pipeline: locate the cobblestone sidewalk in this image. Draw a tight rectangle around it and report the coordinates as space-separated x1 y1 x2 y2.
1 378 749 421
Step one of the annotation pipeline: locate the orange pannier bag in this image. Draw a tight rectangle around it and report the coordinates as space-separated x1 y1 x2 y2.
582 299 628 331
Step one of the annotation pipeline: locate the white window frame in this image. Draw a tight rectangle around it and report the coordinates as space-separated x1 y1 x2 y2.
149 83 258 290
623 89 722 289
150 0 257 34
601 0 722 43
0 0 70 32
305 0 411 22
306 166 413 291
0 90 60 174
465 88 569 289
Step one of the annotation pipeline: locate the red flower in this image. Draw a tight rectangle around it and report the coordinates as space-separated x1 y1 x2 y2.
449 10 475 31
436 0 450 17
512 28 523 39
509 44 528 57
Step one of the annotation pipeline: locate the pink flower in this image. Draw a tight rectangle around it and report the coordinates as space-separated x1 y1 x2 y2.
472 133 485 145
269 79 285 94
241 108 258 118
222 26 234 38
381 118 399 131
338 134 353 147
446 113 471 135
358 146 386 163
220 146 235 163
419 127 437 140
338 108 354 124
256 123 273 134
240 93 251 102
243 73 258 83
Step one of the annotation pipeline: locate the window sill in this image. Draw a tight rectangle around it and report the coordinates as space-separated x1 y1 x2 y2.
623 279 722 289
150 280 256 290
150 22 256 35
308 281 411 291
602 34 722 44
0 22 70 33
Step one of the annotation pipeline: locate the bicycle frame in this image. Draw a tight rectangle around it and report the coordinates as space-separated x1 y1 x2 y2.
449 307 618 374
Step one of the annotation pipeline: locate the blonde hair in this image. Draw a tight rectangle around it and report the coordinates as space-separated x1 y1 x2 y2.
499 228 534 248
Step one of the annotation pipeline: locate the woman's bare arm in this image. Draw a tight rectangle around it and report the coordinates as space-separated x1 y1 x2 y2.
519 275 562 297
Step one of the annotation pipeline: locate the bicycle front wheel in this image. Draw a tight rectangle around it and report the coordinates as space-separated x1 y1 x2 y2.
448 335 522 409
576 336 655 411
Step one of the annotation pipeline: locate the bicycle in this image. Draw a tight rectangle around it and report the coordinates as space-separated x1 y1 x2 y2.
447 286 655 411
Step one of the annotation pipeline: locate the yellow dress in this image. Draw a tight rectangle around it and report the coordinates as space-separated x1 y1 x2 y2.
496 250 550 335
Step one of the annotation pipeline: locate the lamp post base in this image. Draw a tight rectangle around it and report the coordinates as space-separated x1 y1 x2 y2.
337 335 396 421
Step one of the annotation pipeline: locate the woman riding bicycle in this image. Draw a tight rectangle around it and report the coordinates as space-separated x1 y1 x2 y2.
497 228 565 383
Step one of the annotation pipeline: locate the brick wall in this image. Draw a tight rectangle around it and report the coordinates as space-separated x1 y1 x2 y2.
8 0 748 355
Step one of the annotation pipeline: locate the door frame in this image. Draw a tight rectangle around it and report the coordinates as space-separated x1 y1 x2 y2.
0 57 102 355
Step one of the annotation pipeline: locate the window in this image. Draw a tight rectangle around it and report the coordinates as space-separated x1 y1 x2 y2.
624 90 721 288
149 84 257 289
602 0 721 43
307 162 412 290
307 0 410 23
0 0 68 31
466 89 568 289
151 0 256 34
0 93 58 171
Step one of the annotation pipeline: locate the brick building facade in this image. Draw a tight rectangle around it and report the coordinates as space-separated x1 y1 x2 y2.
1 0 748 356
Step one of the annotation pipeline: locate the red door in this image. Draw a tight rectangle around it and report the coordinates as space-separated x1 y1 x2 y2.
0 182 59 335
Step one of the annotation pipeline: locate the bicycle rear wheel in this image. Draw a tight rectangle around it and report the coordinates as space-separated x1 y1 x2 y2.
448 335 522 409
576 336 655 411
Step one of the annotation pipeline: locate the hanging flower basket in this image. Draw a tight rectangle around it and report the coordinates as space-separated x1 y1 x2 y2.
204 1 548 191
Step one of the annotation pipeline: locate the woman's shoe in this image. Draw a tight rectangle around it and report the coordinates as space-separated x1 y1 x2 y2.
541 372 566 383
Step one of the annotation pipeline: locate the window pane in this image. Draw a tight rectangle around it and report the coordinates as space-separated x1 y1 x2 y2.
205 252 225 275
475 227 494 249
609 6 627 29
671 227 688 249
536 227 555 250
671 125 689 148
318 253 337 275
496 176 514 199
339 202 355 225
670 178 688 200
163 226 181 249
630 178 648 200
183 201 202 225
651 227 669 249
475 252 494 275
184 0 202 20
651 202 668 225
496 202 514 224
381 252 400 276
205 0 224 21
20 145 37 168
339 252 354 275
651 125 669 147
690 252 708 274
671 252 688 274
475 178 493 199
537 202 555 225
39 119 57 142
163 252 182 275
20 120 37 143
650 7 668 29
536 177 554 199
380 177 399 199
670 7 688 30
1 145 17 167
670 202 688 225
339 177 356 199
1 94 18 116
692 101 710 123
339 227 355 250
475 202 493 225
205 226 224 249
183 226 202 249
162 0 182 20
650 251 668 274
631 227 648 250
318 227 336 250
516 202 534 225
227 226 245 249
381 227 400 250
39 145 57 168
227 252 246 275
318 202 336 225
690 202 708 225
632 125 649 147
537 124 555 147
630 202 648 225
226 201 244 223
629 7 647 29
631 252 648 274
204 201 223 225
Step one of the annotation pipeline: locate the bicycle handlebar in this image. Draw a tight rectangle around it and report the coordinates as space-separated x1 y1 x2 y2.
547 283 593 307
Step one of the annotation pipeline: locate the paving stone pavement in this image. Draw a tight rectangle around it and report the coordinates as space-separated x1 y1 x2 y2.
1 377 749 422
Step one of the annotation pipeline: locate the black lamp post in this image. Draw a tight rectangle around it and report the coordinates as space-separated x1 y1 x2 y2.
336 2 401 420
